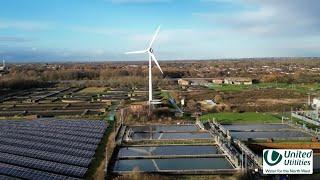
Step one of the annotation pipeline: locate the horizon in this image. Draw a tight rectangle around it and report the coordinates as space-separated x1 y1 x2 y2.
1 0 320 62
4 56 320 64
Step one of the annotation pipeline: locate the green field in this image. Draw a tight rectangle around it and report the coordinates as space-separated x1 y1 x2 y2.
209 83 320 93
160 91 170 100
78 87 107 94
200 112 281 124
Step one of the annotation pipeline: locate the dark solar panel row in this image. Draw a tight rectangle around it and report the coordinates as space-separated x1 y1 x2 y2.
0 144 92 167
0 120 106 131
0 119 105 125
0 162 80 180
0 118 106 125
0 119 105 127
0 152 87 178
0 119 108 179
35 119 106 128
0 137 95 158
2 129 101 145
0 132 97 151
0 123 105 134
39 119 107 126
1 126 103 138
0 174 20 180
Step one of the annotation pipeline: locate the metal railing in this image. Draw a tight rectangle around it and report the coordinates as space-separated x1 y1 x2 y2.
205 121 240 169
205 119 262 171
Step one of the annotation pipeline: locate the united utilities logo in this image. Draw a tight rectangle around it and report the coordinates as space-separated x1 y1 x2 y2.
263 150 282 166
263 149 313 174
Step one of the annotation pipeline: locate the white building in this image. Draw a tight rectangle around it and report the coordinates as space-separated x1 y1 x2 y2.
224 77 252 85
0 59 6 71
199 100 217 111
312 97 320 109
0 60 7 76
291 97 320 126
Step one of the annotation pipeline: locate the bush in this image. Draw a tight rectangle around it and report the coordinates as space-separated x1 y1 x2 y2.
0 78 52 90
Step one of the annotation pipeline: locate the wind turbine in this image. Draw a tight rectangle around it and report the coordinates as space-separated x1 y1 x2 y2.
125 26 163 104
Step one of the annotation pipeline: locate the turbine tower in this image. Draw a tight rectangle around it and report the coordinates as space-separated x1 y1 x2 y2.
125 26 163 104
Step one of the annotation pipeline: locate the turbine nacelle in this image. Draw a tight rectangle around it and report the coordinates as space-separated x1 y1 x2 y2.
125 26 163 74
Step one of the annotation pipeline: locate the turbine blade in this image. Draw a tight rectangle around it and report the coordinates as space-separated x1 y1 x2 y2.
148 26 161 49
125 50 147 54
150 53 163 74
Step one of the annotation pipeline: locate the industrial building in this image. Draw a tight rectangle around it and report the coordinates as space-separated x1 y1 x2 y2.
212 78 224 85
0 60 8 76
224 77 252 85
178 79 190 86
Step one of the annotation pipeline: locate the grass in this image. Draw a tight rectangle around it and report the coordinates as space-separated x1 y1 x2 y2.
209 82 320 94
160 90 170 100
84 120 114 179
200 112 281 124
208 84 250 92
78 87 107 94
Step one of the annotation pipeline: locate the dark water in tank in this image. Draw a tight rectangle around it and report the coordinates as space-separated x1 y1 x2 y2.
130 125 198 132
222 124 311 140
118 145 221 157
131 132 212 140
114 157 234 172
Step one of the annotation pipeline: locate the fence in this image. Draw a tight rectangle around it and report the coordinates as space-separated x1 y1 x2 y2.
291 112 320 126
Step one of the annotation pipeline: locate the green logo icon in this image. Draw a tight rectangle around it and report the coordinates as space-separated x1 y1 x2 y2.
264 150 283 166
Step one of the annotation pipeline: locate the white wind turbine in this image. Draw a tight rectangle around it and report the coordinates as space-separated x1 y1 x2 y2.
125 26 163 104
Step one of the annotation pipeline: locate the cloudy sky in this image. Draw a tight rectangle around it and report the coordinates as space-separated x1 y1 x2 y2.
1 0 320 62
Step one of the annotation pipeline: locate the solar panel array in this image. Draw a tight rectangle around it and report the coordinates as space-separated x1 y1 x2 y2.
0 119 108 179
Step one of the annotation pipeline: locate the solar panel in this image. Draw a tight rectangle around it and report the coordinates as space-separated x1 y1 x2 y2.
0 162 81 180
4 120 106 128
0 120 106 133
0 118 108 179
1 125 104 138
0 137 95 158
0 152 87 177
0 133 97 151
0 174 20 180
0 144 92 167
1 129 101 144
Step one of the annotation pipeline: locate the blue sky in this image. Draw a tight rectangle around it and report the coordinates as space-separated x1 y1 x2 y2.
1 0 320 62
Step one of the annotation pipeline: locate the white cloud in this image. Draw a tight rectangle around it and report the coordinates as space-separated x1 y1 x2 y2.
125 27 243 59
0 36 32 43
0 19 54 31
69 25 128 36
196 0 320 37
3 0 320 60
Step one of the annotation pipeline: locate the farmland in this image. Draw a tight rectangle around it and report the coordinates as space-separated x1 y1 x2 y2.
201 112 282 124
209 83 320 94
77 87 107 94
